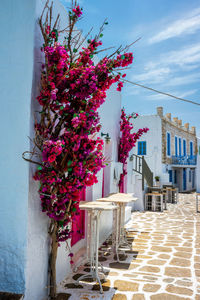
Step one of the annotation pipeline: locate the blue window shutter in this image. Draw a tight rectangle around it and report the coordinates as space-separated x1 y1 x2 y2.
167 133 171 156
138 141 146 155
179 138 181 156
175 137 178 156
190 142 193 156
183 140 186 156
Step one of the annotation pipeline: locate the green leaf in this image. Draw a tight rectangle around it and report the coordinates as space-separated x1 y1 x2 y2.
67 160 72 166
73 48 77 53
72 207 77 212
100 33 103 38
68 167 72 172
37 166 42 170
87 39 91 43
60 106 64 110
105 21 108 25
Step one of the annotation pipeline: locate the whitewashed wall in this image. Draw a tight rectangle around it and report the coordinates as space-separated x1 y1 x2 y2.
0 0 36 295
131 115 164 182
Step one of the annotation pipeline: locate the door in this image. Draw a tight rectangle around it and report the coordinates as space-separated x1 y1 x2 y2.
71 189 86 246
192 169 195 189
183 168 187 191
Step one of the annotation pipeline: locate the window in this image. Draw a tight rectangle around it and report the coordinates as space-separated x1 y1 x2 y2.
138 141 146 155
179 137 182 156
167 132 171 156
183 139 186 156
190 141 193 157
175 136 178 157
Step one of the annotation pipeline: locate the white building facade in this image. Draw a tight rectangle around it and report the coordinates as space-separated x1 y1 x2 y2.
0 0 132 298
132 107 197 193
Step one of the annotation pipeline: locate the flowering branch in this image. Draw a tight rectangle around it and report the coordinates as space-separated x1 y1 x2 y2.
118 108 149 190
24 1 135 297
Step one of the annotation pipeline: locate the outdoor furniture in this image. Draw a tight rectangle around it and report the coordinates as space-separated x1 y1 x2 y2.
196 193 200 213
171 188 179 203
77 201 117 293
145 192 163 212
148 187 167 210
97 193 138 260
163 185 173 203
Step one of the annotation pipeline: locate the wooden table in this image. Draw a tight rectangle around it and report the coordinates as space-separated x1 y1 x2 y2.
77 201 117 293
97 193 138 260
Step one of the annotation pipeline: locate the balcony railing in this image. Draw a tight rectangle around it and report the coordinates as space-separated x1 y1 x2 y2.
172 155 197 165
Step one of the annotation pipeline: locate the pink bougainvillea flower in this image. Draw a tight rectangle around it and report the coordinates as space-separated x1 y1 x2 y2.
48 154 56 163
72 5 82 18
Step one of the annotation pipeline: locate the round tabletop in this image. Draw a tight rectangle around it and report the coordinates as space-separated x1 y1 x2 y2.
79 201 117 211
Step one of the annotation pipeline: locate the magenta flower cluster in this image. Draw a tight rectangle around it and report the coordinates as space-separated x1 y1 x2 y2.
33 3 134 251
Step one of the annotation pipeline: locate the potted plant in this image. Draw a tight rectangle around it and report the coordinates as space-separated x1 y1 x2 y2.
155 176 160 187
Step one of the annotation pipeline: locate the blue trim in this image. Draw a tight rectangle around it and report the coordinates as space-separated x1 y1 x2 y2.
190 141 193 157
167 132 171 156
183 168 187 190
175 137 178 157
179 138 181 156
183 139 186 156
138 141 146 155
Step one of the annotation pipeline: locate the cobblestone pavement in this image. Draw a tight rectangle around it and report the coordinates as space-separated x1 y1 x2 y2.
57 193 200 300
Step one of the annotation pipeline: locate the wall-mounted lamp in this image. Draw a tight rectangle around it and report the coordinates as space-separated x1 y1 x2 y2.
129 154 134 161
101 132 111 143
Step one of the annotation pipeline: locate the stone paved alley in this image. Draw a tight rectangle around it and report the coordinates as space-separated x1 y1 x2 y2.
57 193 200 300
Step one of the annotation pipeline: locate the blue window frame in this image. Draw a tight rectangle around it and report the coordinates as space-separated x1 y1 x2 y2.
190 141 193 157
175 137 178 157
167 132 171 156
179 138 182 156
169 170 173 182
138 141 146 155
183 139 186 156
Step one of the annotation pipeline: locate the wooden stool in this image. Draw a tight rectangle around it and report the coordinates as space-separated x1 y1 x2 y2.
145 193 163 212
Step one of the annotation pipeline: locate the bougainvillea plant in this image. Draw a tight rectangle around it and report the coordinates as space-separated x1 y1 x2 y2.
22 0 134 298
118 108 149 191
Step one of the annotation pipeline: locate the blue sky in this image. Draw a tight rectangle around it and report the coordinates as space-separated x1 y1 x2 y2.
61 0 200 135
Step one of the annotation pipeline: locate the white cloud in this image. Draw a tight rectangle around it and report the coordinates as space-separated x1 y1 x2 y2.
146 89 198 101
133 43 200 86
165 74 200 87
132 67 171 84
149 7 200 44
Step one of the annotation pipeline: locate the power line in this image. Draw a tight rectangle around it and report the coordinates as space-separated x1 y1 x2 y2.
123 79 200 107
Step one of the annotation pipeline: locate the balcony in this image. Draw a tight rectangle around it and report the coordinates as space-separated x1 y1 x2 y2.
172 155 197 166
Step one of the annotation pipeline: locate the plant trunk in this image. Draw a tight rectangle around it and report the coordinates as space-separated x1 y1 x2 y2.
49 222 58 300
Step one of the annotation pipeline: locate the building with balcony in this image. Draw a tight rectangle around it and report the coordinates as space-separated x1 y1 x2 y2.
131 107 197 192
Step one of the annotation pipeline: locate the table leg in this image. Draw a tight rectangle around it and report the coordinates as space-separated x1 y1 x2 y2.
95 212 104 294
196 195 199 213
161 195 163 212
